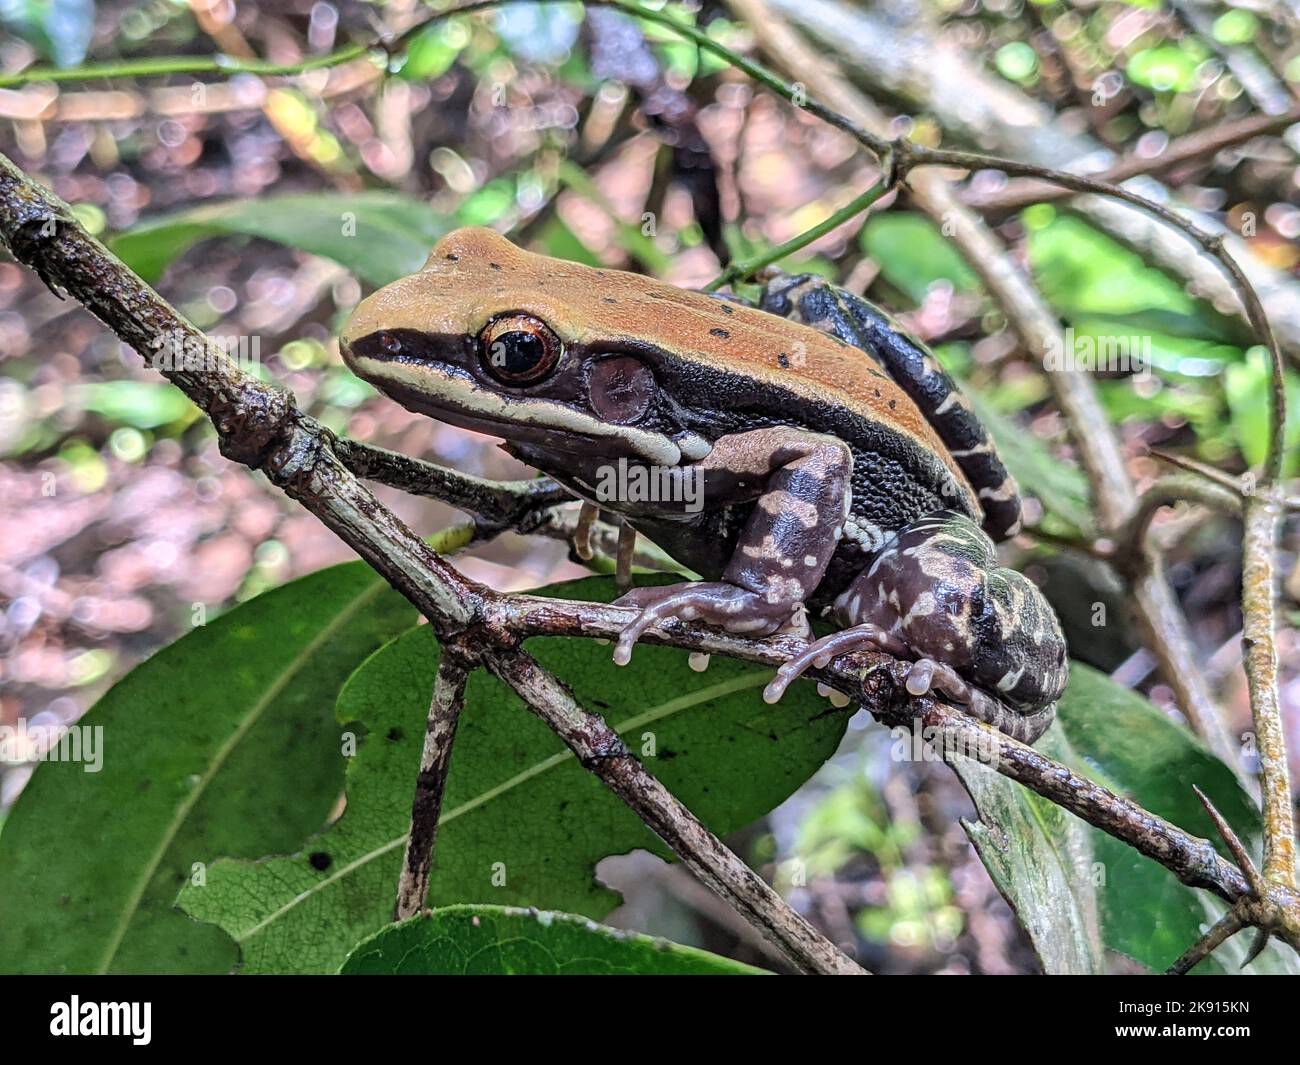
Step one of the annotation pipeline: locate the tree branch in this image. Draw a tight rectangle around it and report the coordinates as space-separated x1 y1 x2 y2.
722 0 1294 968
493 594 1255 907
395 653 470 920
963 106 1300 217
762 0 1300 361
723 0 1245 778
332 436 570 535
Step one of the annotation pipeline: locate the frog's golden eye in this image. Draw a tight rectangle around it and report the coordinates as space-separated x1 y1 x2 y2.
479 314 563 385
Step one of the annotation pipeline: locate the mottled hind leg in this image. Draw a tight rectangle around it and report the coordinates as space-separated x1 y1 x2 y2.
767 511 1067 716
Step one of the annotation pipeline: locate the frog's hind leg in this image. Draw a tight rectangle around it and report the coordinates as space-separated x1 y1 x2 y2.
767 511 1067 719
759 274 1023 542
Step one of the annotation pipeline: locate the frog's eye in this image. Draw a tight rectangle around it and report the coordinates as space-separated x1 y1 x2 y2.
479 315 563 385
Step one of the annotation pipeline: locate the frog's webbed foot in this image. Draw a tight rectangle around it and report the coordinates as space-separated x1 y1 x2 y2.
612 581 808 666
762 625 972 707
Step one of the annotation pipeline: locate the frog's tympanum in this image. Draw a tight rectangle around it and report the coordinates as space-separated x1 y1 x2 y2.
341 227 1068 742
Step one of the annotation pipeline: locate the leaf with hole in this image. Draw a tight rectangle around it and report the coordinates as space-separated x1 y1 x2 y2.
177 576 848 973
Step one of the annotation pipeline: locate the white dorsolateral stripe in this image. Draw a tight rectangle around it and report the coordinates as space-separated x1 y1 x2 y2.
368 359 683 466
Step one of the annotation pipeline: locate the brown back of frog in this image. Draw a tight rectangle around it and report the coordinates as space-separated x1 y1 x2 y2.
419 228 977 500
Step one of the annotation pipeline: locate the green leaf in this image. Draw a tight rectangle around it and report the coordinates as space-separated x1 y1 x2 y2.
860 214 980 303
535 217 603 267
1212 10 1259 45
456 177 517 229
178 576 847 974
1068 318 1242 373
953 726 1105 974
341 905 768 974
1225 353 1300 476
108 193 454 288
1055 664 1300 974
396 23 464 81
0 0 94 67
0 562 417 974
1024 211 1238 344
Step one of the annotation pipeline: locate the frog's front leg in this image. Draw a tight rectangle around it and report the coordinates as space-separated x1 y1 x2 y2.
612 427 852 664
765 511 1068 717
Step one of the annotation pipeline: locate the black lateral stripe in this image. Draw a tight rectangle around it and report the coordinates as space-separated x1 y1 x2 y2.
808 285 1022 542
652 350 980 530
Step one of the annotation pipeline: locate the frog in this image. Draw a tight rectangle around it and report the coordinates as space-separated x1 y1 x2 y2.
339 226 1068 742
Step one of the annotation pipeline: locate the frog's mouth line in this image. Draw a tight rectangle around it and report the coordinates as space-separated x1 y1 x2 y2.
341 338 683 466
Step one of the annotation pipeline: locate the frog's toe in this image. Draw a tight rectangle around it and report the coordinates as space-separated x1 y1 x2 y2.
612 582 800 666
901 658 972 705
762 623 905 704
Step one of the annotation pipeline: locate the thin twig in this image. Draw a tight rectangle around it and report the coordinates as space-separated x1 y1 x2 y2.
727 0 1294 962
964 106 1300 215
894 143 1288 484
2 146 1292 966
394 654 471 920
1147 448 1300 512
1166 909 1246 975
758 0 1300 362
1109 475 1243 579
333 436 570 533
707 180 892 291
1240 493 1294 883
3 0 1297 967
494 594 1255 908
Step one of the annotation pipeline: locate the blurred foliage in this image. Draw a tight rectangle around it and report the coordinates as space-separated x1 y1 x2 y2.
0 0 94 67
109 193 455 287
794 766 964 953
862 214 982 301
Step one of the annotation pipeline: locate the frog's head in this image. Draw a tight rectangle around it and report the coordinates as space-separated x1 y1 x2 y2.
340 226 704 466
